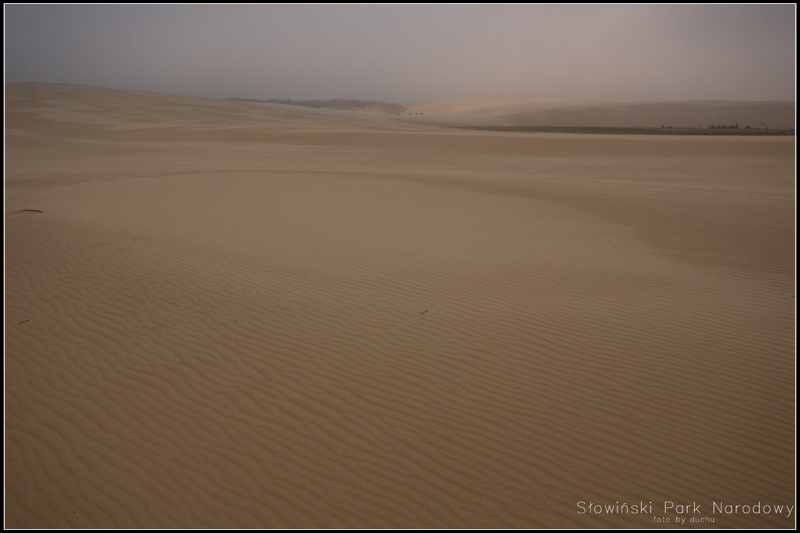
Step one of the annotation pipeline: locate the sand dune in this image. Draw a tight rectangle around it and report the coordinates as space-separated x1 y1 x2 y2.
403 97 795 130
5 83 796 528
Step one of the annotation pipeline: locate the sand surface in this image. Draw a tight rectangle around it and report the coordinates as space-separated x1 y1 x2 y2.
5 83 796 528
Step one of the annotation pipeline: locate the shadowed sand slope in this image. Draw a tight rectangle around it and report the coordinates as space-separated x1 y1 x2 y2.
5 84 796 528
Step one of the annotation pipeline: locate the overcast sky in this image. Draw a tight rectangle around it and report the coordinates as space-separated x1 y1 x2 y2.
4 5 796 103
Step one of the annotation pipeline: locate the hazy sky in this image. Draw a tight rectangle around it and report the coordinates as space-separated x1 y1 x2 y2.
4 4 796 103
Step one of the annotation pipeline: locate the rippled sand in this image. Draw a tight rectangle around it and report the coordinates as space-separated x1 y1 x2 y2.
5 83 795 528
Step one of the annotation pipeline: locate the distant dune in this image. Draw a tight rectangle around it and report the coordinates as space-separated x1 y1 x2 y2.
5 83 795 528
226 97 406 114
403 98 795 129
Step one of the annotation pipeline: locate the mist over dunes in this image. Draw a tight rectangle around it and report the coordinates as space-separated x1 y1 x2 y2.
5 5 795 103
5 83 796 528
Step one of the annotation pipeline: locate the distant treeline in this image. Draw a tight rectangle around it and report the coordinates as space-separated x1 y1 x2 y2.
457 126 796 136
226 97 405 113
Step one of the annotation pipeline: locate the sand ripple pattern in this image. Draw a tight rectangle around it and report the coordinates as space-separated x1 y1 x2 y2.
5 84 795 528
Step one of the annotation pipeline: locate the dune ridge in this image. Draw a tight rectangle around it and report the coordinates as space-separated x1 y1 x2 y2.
5 83 795 528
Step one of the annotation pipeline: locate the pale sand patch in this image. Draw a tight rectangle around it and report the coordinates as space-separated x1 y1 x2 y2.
5 84 795 528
